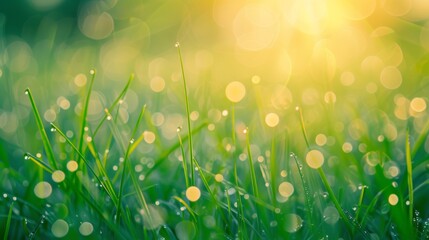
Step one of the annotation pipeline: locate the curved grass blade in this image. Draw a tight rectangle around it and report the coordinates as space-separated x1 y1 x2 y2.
173 196 197 222
49 123 113 200
92 74 134 138
25 88 57 170
23 153 54 173
176 42 195 185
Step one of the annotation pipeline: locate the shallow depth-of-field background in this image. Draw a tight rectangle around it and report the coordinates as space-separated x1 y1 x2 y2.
1 0 429 239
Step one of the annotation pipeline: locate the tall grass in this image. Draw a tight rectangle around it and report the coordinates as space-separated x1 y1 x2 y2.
1 48 428 239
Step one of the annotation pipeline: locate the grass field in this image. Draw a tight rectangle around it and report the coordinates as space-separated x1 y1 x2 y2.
1 1 429 239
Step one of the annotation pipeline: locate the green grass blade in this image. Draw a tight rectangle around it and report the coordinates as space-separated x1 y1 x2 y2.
144 122 207 179
173 196 197 221
178 129 190 188
296 106 353 235
354 185 367 227
77 70 96 164
50 123 105 190
245 128 259 199
290 153 315 232
92 74 134 138
3 202 13 240
270 134 277 205
25 88 57 170
24 153 54 173
405 129 414 227
176 42 195 185
117 106 146 224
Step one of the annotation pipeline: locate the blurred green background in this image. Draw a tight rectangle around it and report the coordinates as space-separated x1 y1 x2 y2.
2 0 429 162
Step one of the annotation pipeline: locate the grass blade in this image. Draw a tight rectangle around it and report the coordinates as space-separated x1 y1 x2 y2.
176 42 195 185
244 128 259 199
405 129 414 228
24 153 54 173
25 88 57 170
3 202 13 240
296 106 353 235
178 128 190 188
117 106 146 224
77 69 96 164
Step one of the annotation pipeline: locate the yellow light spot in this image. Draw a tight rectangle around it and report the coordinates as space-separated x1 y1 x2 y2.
233 4 278 51
342 142 353 153
380 66 402 90
340 71 355 86
150 76 166 93
388 194 399 206
215 174 224 182
410 97 426 113
143 131 156 144
34 181 52 199
280 170 287 177
278 182 294 198
186 186 201 202
225 81 246 103
251 75 261 84
324 91 336 104
74 74 87 87
315 134 327 146
52 170 65 183
388 166 400 178
67 160 78 172
305 150 324 169
340 0 376 20
265 113 279 127
190 111 199 121
381 0 412 17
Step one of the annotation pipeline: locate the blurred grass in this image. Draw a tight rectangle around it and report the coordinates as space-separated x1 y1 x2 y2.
1 0 429 239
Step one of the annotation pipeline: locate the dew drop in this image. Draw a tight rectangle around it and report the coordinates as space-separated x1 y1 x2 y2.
175 42 180 48
24 89 29 95
89 69 95 75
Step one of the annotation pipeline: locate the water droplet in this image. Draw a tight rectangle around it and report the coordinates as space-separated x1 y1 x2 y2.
295 106 300 111
12 196 17 201
3 193 7 198
130 138 134 144
50 127 56 132
89 69 95 75
175 42 180 48
25 89 29 95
